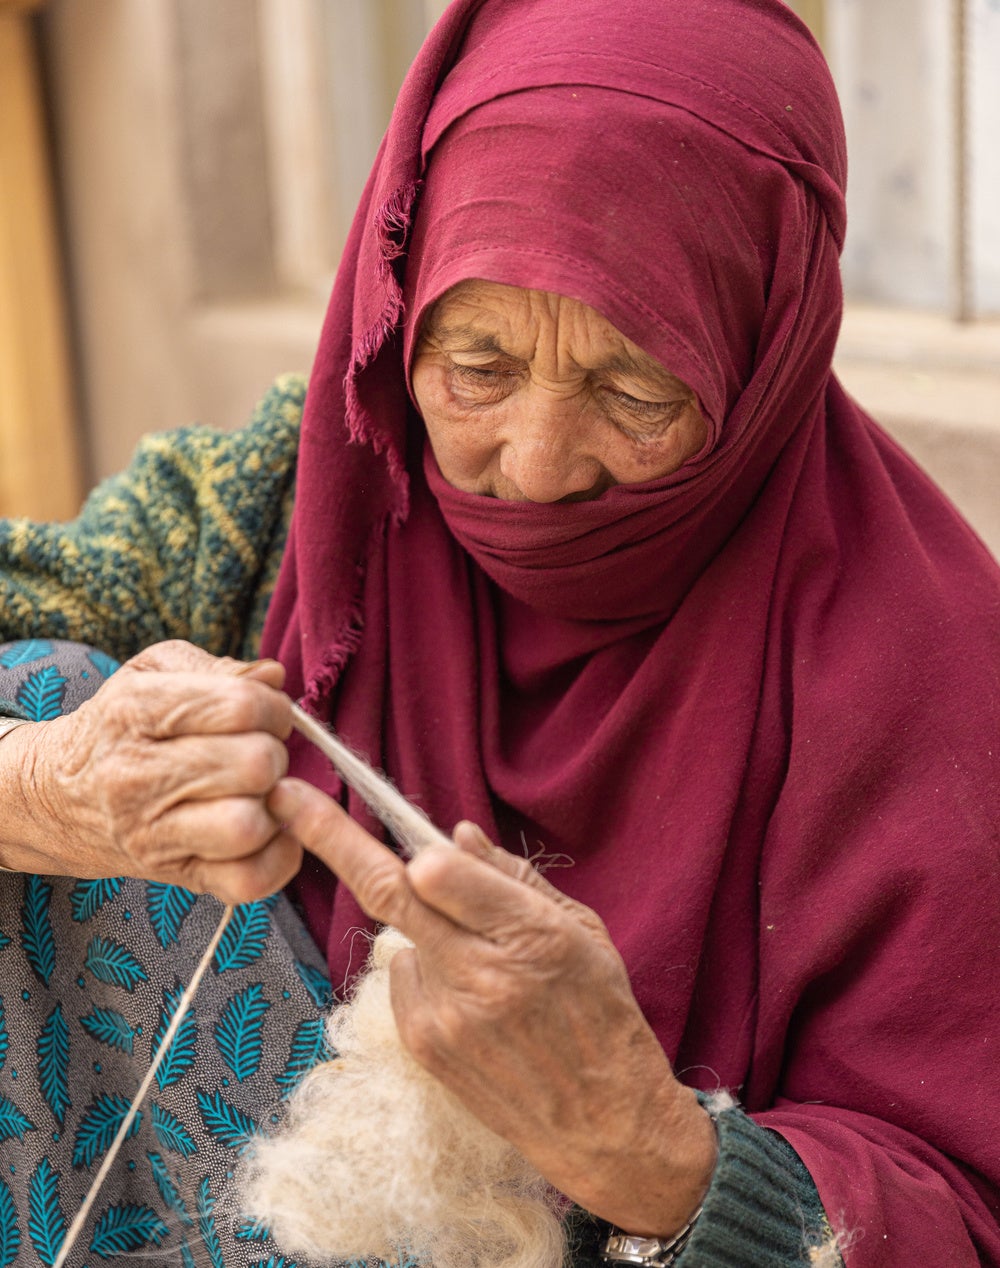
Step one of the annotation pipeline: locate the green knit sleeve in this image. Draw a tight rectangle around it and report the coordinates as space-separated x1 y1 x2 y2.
0 374 303 663
564 1094 844 1266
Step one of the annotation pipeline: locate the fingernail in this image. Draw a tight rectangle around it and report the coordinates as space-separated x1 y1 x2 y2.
453 820 492 855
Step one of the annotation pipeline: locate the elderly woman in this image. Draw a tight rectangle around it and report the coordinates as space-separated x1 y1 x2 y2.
0 0 998 1265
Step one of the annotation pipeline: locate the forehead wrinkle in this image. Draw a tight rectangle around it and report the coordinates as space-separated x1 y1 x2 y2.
422 290 689 394
425 324 509 355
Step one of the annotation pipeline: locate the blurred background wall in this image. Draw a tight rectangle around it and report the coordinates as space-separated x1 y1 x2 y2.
1 0 998 556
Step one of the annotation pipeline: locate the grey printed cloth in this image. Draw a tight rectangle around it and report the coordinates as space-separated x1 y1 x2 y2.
0 639 413 1268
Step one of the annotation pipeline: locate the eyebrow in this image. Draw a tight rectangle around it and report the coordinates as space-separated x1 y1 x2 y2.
428 325 509 355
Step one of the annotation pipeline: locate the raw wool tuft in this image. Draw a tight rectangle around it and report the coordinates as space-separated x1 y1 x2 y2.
241 928 567 1268
701 1088 738 1117
808 1217 857 1267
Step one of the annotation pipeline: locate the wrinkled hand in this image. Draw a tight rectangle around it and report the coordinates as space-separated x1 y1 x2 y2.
270 778 717 1238
17 640 300 903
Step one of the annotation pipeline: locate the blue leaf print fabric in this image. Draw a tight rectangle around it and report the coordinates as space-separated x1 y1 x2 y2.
0 641 52 671
0 1177 21 1266
15 668 67 723
70 879 123 924
276 1018 335 1100
0 1099 33 1145
152 983 198 1090
0 641 418 1267
145 882 196 948
36 1006 70 1127
27 1158 65 1267
21 877 55 987
79 1008 136 1056
214 899 277 975
88 1203 169 1257
72 1094 141 1169
216 983 270 1082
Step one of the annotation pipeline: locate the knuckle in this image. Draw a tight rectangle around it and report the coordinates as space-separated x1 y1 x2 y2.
221 797 272 849
505 913 575 973
217 678 261 731
505 854 539 886
241 739 285 792
398 1009 449 1073
127 639 195 672
479 965 526 1015
356 863 405 921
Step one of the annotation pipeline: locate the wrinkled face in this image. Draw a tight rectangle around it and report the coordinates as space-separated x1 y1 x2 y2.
410 280 707 503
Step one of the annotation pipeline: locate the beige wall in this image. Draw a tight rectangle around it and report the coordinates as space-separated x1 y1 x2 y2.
40 0 438 482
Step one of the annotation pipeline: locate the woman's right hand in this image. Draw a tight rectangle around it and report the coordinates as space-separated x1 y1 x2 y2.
0 640 301 904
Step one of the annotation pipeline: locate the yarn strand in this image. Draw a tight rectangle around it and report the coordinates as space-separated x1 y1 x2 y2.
290 703 454 856
52 903 235 1268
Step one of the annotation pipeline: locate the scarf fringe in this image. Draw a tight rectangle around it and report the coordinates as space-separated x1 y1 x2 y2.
344 180 424 507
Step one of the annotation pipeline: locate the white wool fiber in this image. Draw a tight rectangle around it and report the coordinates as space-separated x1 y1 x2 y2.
241 928 567 1268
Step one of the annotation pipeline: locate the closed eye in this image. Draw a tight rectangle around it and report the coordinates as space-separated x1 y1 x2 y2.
454 365 511 382
602 391 690 445
606 389 688 419
447 362 524 405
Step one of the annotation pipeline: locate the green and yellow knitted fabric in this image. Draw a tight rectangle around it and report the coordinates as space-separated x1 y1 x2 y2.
0 374 305 664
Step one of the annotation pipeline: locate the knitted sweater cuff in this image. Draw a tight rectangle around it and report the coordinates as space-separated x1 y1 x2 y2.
677 1091 838 1266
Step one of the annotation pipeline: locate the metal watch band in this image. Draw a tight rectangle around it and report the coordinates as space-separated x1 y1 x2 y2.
0 717 31 743
600 1205 703 1265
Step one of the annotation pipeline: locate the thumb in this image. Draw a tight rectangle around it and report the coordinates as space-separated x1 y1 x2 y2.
452 820 575 908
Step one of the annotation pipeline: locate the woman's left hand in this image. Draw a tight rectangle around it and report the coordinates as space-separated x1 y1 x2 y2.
269 777 717 1239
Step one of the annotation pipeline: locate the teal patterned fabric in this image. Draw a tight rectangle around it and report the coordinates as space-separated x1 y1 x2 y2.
0 640 414 1268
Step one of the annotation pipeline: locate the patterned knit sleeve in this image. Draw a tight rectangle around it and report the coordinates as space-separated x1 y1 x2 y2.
0 374 303 664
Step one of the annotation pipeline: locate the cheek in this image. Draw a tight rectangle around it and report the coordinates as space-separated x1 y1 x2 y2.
602 407 709 483
412 369 500 486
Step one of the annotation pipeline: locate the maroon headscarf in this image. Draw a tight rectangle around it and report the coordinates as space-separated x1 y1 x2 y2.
261 2 1000 1263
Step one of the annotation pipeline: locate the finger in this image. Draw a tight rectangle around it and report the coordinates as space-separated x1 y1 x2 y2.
450 819 604 927
145 795 286 866
187 829 304 906
118 671 293 741
128 640 284 687
453 820 569 902
406 840 560 944
160 733 289 801
232 659 286 690
269 778 442 937
127 639 234 674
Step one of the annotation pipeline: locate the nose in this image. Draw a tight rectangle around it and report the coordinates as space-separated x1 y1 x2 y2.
498 397 602 503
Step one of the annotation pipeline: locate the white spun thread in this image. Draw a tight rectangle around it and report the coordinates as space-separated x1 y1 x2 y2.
290 703 455 856
52 903 235 1268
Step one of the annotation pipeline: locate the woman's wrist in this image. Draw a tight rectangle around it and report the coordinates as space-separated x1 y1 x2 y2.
573 1080 718 1241
0 718 61 873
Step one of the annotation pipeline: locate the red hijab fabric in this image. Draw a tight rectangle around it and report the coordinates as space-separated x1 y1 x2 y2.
261 2 1000 1263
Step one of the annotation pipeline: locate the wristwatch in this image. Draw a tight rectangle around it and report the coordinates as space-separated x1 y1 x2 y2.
600 1205 703 1265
